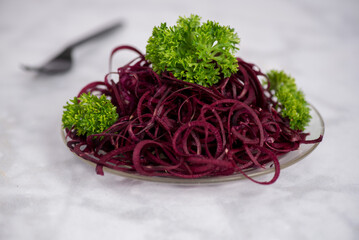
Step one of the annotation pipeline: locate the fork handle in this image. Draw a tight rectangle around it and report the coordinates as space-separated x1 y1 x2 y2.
69 21 124 49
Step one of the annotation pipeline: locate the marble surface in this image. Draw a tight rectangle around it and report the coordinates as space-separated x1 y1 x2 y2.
1 0 359 239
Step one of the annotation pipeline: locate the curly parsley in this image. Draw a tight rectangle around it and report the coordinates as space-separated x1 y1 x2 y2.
146 14 240 87
62 93 118 136
266 70 311 130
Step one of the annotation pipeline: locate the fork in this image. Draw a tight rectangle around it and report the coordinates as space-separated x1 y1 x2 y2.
22 21 124 74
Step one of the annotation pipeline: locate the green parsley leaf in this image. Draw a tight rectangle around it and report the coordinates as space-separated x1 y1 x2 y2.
146 14 240 87
266 70 311 130
62 93 118 136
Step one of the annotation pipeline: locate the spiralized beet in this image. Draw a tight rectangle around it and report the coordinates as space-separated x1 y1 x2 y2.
64 46 322 184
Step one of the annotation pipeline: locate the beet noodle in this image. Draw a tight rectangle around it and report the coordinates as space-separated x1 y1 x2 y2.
65 46 323 184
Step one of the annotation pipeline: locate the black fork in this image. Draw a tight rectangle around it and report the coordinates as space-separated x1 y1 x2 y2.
22 21 123 74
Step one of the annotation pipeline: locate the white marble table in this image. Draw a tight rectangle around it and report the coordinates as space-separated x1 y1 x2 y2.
1 0 358 239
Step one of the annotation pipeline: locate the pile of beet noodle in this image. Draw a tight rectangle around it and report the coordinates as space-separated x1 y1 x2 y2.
64 45 322 184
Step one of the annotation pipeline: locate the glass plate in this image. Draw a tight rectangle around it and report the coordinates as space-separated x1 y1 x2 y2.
62 104 324 184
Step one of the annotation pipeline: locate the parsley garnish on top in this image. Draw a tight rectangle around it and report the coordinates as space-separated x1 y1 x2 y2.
146 14 240 87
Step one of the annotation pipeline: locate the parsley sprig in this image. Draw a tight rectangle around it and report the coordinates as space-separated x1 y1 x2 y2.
146 14 240 87
266 70 311 130
62 93 118 136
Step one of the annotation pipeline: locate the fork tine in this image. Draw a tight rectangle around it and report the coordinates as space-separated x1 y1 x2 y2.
21 64 41 72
